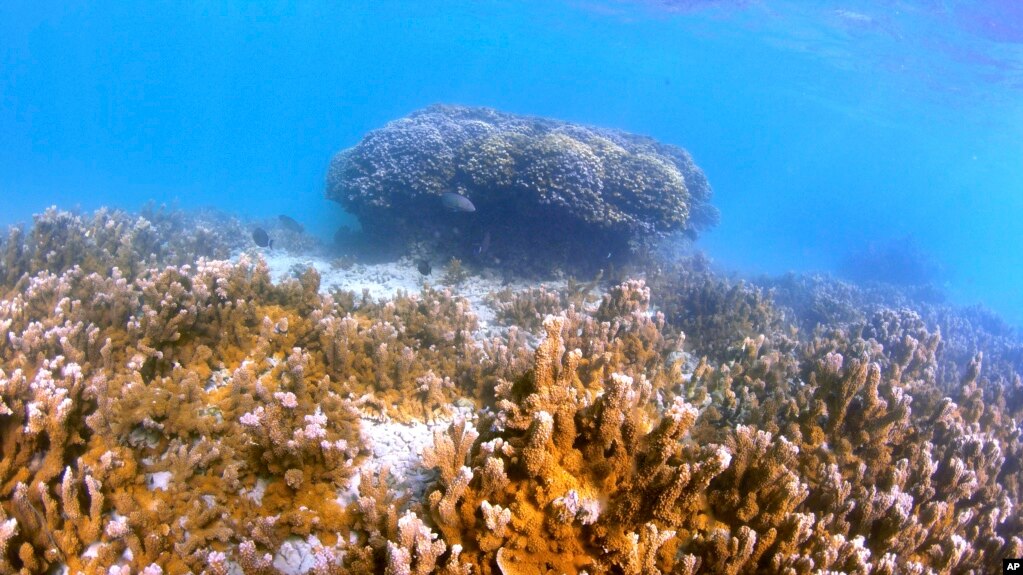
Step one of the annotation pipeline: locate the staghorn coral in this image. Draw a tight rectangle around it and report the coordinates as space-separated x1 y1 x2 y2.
325 104 718 273
2 205 1023 574
0 215 537 572
0 254 375 573
416 305 733 574
648 255 792 362
673 302 1022 573
440 258 470 287
0 208 528 573
314 284 531 421
415 275 1020 573
486 272 605 335
764 271 1022 394
0 207 247 292
487 284 568 333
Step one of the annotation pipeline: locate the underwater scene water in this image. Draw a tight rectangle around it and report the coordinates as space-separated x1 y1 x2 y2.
1 1 1022 573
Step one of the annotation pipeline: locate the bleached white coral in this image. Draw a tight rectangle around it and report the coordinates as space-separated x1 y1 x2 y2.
480 500 512 536
551 490 602 525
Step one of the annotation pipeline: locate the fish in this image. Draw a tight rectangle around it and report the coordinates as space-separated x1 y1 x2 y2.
476 230 491 255
278 215 305 233
440 192 476 213
252 227 273 248
417 259 432 275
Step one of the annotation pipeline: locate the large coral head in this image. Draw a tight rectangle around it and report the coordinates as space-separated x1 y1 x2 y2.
326 105 718 273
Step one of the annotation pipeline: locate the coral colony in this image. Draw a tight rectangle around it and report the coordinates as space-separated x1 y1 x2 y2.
326 105 718 275
1 107 1021 574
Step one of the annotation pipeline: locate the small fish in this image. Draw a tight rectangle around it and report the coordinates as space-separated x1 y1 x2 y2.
278 215 305 233
417 259 432 276
252 227 273 248
440 192 476 213
476 230 491 255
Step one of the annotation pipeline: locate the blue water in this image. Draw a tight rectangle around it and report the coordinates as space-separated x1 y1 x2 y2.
2 1 1021 324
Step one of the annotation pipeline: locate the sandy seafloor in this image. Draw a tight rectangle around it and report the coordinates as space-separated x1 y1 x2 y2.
260 251 531 333
220 250 604 574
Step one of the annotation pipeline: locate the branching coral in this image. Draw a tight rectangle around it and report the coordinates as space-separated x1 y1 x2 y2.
415 298 731 574
487 285 567 333
673 303 1021 572
0 208 532 573
412 274 1021 574
0 253 374 573
2 205 1021 575
650 260 790 362
0 207 246 292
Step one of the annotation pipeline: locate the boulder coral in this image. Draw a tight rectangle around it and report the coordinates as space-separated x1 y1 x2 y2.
326 105 718 272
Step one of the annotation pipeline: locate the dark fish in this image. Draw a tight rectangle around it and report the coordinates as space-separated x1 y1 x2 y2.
440 192 476 213
278 215 304 233
252 227 273 248
417 259 432 276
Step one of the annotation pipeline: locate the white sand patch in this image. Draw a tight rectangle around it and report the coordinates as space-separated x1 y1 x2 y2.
145 471 172 491
346 405 477 505
256 251 569 337
261 252 427 300
273 536 321 575
245 477 269 505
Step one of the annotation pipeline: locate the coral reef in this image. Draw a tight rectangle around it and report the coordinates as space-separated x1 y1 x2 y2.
325 104 718 273
0 253 371 573
763 271 1023 401
413 277 1021 573
0 209 514 572
486 272 605 334
1 206 1021 574
648 255 791 361
0 206 247 290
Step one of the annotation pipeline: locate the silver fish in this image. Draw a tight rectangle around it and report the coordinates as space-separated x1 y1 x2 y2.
441 192 476 213
476 230 491 255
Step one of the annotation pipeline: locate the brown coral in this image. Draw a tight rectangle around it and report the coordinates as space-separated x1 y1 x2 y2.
2 206 1022 575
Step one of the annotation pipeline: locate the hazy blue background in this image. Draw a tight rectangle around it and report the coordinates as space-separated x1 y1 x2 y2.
1 1 1021 324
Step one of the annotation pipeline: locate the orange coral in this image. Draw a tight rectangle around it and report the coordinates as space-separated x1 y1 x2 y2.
1 207 1022 574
